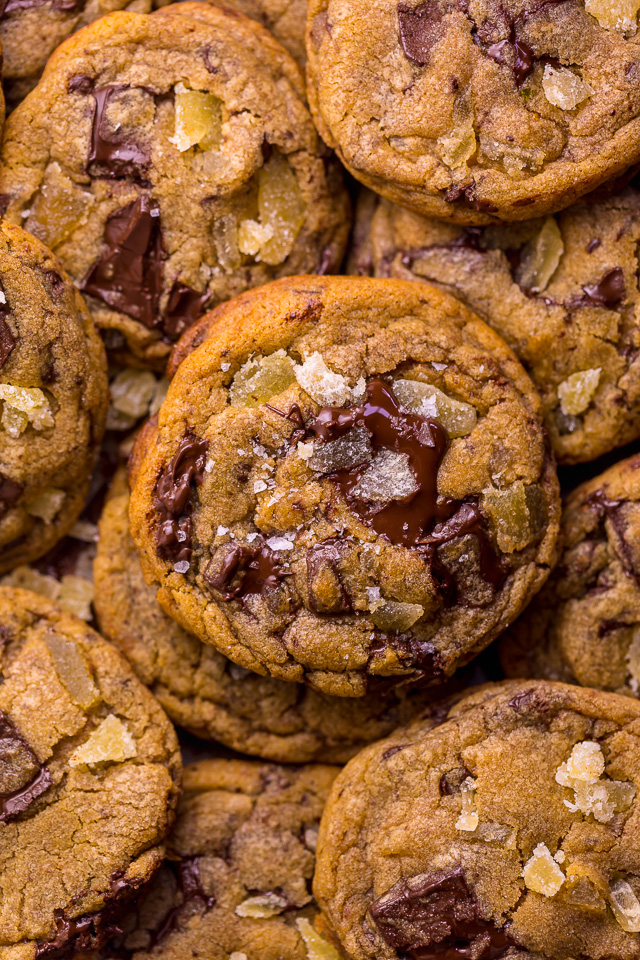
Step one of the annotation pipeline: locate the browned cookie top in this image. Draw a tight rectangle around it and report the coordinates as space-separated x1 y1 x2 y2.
306 0 640 224
348 186 640 464
314 680 640 960
501 452 640 697
0 220 107 573
129 275 559 697
100 758 340 960
0 586 181 960
0 4 349 366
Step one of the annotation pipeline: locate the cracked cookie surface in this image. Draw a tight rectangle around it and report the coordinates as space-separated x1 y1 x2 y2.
348 187 640 464
0 586 181 960
0 219 107 574
129 275 559 697
501 452 640 698
0 3 349 366
99 758 339 960
0 0 151 110
314 679 640 960
95 468 440 762
306 0 640 224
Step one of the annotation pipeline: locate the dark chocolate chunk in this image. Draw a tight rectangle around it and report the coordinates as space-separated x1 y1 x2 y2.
163 282 210 340
306 539 352 613
82 195 165 328
0 285 16 370
151 857 215 947
513 37 534 87
370 633 444 681
205 538 292 602
370 866 517 960
397 1 445 66
154 437 208 563
586 238 601 253
582 267 626 309
88 86 150 180
0 710 52 822
68 74 94 96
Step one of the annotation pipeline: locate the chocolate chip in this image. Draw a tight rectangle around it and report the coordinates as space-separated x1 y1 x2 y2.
586 238 601 253
154 437 208 563
67 74 94 96
370 866 517 960
82 195 164 328
582 267 626 309
205 539 292 602
150 858 215 948
397 1 445 66
162 282 209 340
88 86 150 180
0 710 52 822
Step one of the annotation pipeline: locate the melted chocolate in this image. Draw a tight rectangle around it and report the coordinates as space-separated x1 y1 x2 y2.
485 27 533 87
397 1 445 66
0 710 52 822
68 74 94 95
163 282 209 340
0 287 16 370
372 634 444 679
88 86 150 180
151 857 215 947
205 538 292 601
582 267 626 309
82 196 164 328
154 437 208 564
370 866 517 960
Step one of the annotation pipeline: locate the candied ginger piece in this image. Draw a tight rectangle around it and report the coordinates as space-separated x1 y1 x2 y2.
565 741 605 782
237 219 275 257
455 777 479 832
58 576 94 622
610 880 640 932
392 379 477 438
605 779 636 812
294 353 351 406
586 0 640 33
542 65 594 110
518 217 564 293
258 153 307 266
296 919 341 960
558 368 601 416
370 600 425 632
0 565 60 600
482 481 532 553
569 781 615 823
214 214 241 273
351 449 418 503
110 369 157 421
235 892 288 918
172 83 222 152
69 714 136 767
523 843 565 897
26 162 94 250
297 440 315 461
437 92 476 170
25 488 65 524
45 633 99 709
230 349 296 408
309 427 372 473
0 385 53 437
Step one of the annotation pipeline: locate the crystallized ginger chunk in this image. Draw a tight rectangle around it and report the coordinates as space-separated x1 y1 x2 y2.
69 714 136 767
0 385 54 437
610 880 640 932
235 892 288 918
542 65 594 110
172 83 222 152
518 217 564 293
230 349 296 408
482 481 532 553
296 918 341 960
258 153 307 266
392 379 477 438
558 368 601 416
522 843 565 897
455 777 479 832
45 633 100 710
294 352 351 406
586 0 640 33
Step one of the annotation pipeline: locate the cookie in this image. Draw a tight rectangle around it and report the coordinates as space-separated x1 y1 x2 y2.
0 219 107 574
501 451 640 699
195 0 308 69
0 586 182 959
100 758 339 960
314 678 640 960
0 0 150 110
348 186 640 465
0 5 349 367
306 0 640 224
129 275 559 697
95 468 444 762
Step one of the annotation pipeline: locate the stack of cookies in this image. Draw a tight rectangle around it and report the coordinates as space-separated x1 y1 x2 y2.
1 2 640 959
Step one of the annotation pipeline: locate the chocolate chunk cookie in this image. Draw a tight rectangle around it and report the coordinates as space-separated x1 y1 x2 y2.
315 679 640 960
96 468 443 762
0 4 349 367
129 275 559 697
306 0 640 224
501 451 640 699
0 220 107 574
99 758 339 960
0 586 181 959
0 0 151 110
348 187 640 465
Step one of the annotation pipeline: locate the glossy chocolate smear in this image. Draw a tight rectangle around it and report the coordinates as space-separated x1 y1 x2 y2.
82 195 164 328
151 857 216 947
0 710 52 822
397 1 446 66
0 286 16 370
88 86 150 180
205 539 292 602
370 866 517 960
0 0 83 14
485 28 534 88
582 267 626 309
163 282 210 340
154 437 208 563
